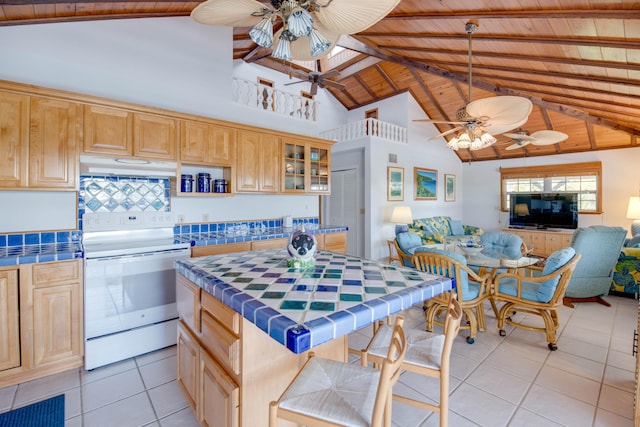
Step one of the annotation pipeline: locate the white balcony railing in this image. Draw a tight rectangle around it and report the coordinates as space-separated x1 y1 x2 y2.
320 119 408 144
232 77 318 122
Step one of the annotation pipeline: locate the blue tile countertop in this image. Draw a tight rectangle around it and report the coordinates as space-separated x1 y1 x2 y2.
175 248 452 354
0 242 84 267
177 225 348 247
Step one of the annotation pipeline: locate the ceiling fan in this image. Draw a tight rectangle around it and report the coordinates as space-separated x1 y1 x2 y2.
284 60 346 95
414 21 532 150
503 130 569 150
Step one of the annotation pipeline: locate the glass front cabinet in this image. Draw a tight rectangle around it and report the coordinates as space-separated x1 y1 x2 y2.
282 139 331 195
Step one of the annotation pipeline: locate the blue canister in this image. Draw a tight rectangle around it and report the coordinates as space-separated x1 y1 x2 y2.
214 179 227 193
197 173 211 193
180 174 193 193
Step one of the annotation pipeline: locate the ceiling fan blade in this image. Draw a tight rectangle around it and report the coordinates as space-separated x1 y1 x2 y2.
428 126 464 140
505 141 532 150
530 130 569 145
310 82 319 96
503 133 536 141
191 0 264 27
466 96 533 134
321 80 346 90
284 80 306 86
320 70 341 79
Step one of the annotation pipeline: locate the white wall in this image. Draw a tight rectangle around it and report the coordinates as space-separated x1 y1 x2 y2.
462 148 640 233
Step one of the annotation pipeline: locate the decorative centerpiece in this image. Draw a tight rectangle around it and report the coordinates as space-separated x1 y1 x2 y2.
287 226 317 269
457 241 485 256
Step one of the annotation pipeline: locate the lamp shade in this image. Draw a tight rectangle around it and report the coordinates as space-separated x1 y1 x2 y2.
391 206 413 224
627 197 640 219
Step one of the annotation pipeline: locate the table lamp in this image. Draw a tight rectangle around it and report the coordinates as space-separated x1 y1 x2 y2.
391 206 413 235
626 196 640 237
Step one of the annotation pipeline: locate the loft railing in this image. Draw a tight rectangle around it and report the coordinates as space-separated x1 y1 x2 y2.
320 118 408 144
232 77 318 122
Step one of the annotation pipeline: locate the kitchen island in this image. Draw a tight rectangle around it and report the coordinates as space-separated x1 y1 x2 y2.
175 248 452 427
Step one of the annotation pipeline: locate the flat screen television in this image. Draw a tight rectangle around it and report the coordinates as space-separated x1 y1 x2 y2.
509 192 578 230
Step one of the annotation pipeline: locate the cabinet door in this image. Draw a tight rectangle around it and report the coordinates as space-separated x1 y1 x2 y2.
200 349 239 427
29 97 80 189
83 104 133 155
177 321 199 411
308 143 330 194
0 91 29 188
0 269 20 371
181 121 235 166
32 282 82 366
133 113 178 160
236 131 279 193
324 232 347 254
531 234 547 256
546 233 572 254
283 140 306 193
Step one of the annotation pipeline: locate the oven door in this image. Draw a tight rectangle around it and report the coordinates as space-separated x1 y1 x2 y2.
84 248 190 340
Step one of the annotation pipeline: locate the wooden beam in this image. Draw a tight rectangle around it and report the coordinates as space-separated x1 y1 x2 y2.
374 64 400 93
383 9 640 20
337 36 640 136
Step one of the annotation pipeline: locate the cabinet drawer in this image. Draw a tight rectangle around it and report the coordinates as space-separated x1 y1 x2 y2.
201 310 240 376
32 260 81 287
201 291 239 335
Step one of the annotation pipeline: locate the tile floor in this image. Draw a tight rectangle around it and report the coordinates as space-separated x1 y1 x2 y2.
0 295 636 427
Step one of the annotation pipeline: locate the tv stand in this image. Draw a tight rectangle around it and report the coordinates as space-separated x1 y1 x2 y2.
503 228 573 257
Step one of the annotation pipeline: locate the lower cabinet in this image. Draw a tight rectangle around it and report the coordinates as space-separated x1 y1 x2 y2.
0 269 20 372
200 348 239 427
0 260 84 388
177 321 199 411
503 228 573 257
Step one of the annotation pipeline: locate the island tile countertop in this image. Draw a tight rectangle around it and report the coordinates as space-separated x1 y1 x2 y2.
176 225 347 247
175 248 452 354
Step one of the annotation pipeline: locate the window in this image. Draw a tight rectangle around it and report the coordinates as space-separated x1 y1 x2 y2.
500 162 602 213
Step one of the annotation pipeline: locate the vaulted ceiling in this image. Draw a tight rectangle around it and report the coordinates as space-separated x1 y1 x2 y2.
2 1 639 162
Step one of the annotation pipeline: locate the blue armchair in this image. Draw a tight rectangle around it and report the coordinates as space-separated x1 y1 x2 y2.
563 225 628 307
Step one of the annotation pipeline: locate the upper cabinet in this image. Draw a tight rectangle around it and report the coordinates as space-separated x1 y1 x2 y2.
0 90 79 190
0 91 29 188
29 97 80 189
83 104 178 161
180 120 236 166
236 130 279 193
282 138 331 195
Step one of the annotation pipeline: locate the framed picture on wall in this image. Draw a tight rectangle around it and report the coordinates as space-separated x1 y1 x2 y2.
414 167 438 200
445 174 456 202
387 166 404 201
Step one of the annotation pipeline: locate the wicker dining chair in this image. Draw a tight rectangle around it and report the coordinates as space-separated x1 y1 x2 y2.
360 293 462 427
269 317 407 427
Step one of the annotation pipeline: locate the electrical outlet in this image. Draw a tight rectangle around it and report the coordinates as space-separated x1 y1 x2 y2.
177 214 185 223
203 214 209 222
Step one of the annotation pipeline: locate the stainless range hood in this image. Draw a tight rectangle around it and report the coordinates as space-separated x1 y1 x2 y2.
80 155 177 177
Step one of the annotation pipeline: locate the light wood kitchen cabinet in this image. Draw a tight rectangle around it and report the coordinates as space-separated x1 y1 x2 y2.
191 242 251 258
282 138 331 194
0 91 78 190
177 321 200 411
0 91 29 188
84 104 178 160
0 259 84 388
200 343 240 427
0 269 20 372
29 97 80 189
504 228 574 257
236 130 279 193
320 231 347 254
30 260 83 367
180 120 236 166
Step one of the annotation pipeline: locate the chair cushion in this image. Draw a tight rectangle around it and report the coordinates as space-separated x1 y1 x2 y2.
538 247 576 302
396 232 423 253
367 324 444 370
497 278 542 301
449 219 465 236
278 357 380 427
480 231 523 260
414 247 477 301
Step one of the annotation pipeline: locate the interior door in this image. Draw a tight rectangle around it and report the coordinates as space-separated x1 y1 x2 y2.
328 169 360 256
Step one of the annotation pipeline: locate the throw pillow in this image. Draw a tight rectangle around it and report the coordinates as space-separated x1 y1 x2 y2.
449 219 465 236
537 247 576 302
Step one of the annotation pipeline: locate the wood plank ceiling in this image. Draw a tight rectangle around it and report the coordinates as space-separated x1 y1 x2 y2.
2 0 639 163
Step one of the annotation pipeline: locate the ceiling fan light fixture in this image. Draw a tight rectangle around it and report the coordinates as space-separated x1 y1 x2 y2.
287 6 314 37
272 31 293 61
249 16 274 48
308 27 331 57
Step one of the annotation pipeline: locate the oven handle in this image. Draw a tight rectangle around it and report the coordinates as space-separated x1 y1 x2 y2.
85 248 190 262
